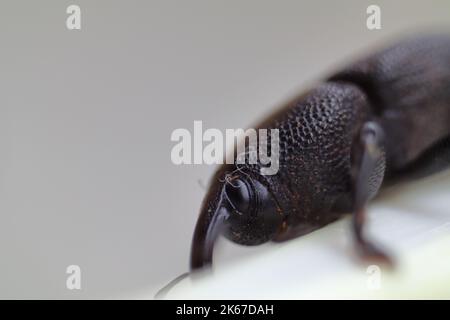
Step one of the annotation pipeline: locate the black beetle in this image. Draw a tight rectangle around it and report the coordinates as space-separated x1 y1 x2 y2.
190 34 450 271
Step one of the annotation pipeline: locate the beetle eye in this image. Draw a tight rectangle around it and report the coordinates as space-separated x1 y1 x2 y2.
224 178 251 214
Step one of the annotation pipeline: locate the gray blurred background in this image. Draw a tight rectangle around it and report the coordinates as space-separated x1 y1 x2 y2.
0 0 449 298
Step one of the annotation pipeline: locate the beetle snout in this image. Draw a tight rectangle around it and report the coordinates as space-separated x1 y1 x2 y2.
190 188 230 271
190 174 284 271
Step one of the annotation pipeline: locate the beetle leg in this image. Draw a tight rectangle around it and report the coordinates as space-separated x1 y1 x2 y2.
352 122 393 266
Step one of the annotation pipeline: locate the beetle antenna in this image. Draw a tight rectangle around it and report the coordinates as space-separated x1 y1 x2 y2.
154 272 190 299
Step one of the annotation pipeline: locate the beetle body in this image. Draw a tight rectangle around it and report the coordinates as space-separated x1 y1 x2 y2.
190 35 450 270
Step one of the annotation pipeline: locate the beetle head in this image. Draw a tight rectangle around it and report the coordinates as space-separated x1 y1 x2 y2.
190 170 283 270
